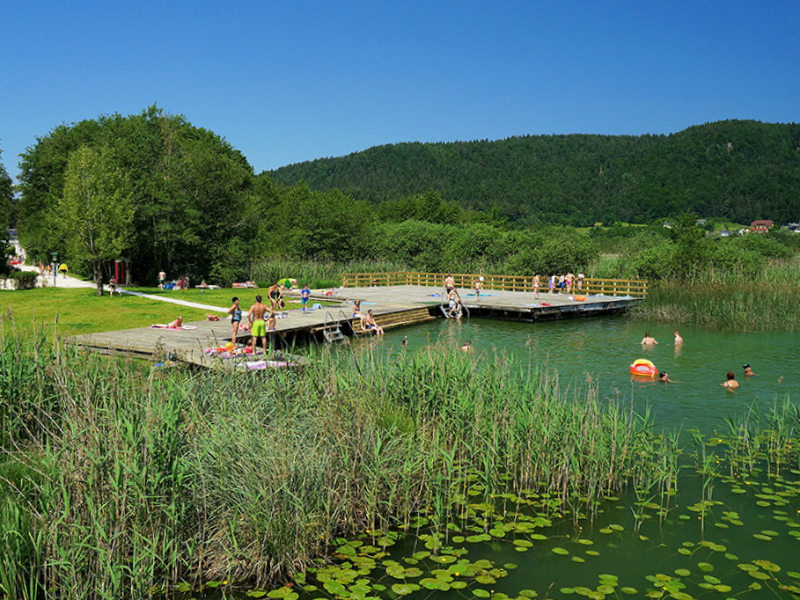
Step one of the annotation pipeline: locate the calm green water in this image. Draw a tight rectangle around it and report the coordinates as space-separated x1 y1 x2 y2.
353 315 799 434
323 317 800 599
219 317 800 599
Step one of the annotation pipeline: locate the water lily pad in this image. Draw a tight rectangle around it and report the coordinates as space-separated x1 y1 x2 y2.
472 589 491 598
698 562 714 572
559 588 575 595
518 590 538 598
674 569 691 577
754 559 781 572
552 547 569 555
620 587 638 595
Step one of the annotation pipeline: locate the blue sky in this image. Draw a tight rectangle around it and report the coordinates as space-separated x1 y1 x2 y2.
2 1 798 179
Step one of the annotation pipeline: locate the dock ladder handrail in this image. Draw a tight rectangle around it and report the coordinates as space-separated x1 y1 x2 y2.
440 284 470 319
322 311 347 343
339 308 359 339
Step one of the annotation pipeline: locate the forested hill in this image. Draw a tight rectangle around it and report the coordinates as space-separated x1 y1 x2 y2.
268 120 800 226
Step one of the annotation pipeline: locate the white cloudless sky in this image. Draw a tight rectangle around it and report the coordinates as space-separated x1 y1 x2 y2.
1 1 798 179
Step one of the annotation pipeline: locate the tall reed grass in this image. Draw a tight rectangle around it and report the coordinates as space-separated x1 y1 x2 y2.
0 327 705 598
633 280 800 331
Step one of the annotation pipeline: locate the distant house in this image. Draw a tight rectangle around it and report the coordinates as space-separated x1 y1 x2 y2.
750 220 774 233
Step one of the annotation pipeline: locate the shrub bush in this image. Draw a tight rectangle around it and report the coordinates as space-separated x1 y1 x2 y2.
10 271 37 290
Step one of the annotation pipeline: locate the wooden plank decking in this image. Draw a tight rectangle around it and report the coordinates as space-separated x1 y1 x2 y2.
67 284 641 367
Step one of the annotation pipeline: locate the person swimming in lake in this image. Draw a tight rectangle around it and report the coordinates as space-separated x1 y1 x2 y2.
658 371 673 383
674 331 683 345
722 371 740 389
641 332 658 345
743 364 757 376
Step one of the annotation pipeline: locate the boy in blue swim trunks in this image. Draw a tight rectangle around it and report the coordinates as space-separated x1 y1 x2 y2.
301 284 311 312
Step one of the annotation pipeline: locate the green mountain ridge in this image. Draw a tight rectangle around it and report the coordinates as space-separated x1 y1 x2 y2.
268 120 800 226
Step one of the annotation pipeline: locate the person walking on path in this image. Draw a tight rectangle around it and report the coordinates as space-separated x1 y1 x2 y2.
248 295 269 353
59 263 68 278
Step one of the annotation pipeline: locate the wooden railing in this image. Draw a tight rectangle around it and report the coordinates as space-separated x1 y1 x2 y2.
341 272 648 298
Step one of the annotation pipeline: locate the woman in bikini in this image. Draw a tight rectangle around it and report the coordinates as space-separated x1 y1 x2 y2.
228 297 242 343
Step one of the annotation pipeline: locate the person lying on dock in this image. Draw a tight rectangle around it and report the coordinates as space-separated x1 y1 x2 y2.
364 310 384 335
150 316 188 329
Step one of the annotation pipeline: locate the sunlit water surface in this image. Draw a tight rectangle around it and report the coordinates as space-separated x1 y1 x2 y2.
217 316 800 600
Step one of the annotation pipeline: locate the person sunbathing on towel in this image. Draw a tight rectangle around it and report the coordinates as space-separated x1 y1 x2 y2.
151 316 184 329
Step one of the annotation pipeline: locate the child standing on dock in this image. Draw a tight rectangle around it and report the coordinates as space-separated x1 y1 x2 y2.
301 284 311 312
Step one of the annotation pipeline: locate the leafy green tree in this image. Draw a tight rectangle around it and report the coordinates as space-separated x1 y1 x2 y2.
55 146 134 295
0 144 14 230
669 212 711 281
17 106 253 284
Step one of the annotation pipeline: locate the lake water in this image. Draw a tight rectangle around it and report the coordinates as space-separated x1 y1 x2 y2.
221 316 800 599
353 315 800 435
324 316 800 599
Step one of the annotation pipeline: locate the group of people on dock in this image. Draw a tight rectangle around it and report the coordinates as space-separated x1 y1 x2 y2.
228 281 315 351
352 299 385 334
444 273 585 302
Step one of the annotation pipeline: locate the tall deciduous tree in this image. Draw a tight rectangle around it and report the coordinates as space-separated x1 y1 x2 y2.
56 146 134 295
0 144 15 230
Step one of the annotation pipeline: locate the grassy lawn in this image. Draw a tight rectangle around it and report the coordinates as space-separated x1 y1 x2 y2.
0 286 316 338
0 288 215 337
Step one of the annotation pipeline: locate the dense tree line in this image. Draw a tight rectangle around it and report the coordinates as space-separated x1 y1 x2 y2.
0 144 14 231
16 106 254 287
13 111 800 289
268 120 800 227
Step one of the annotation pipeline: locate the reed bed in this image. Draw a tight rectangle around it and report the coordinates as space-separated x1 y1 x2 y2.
0 327 748 599
632 281 800 331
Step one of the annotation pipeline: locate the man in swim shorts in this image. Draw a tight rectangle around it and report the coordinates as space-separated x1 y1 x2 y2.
301 284 311 312
248 295 269 352
445 274 455 295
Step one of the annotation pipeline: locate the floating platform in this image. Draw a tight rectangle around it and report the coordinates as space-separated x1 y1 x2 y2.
66 285 641 367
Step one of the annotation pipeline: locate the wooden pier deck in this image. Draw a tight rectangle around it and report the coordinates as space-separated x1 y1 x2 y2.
67 285 641 367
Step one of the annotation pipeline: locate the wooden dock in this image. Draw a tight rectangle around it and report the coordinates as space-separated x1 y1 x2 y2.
66 284 641 367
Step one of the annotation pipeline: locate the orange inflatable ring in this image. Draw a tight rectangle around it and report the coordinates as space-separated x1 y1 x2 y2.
630 358 657 377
